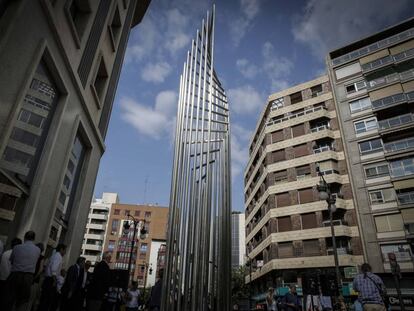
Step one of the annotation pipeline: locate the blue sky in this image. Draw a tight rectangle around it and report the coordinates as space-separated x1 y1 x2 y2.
94 0 414 211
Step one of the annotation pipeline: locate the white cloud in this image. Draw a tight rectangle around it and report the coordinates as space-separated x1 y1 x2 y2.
125 18 159 63
292 0 413 59
141 62 172 83
227 85 263 115
231 123 253 180
164 9 191 54
236 59 260 79
120 91 178 140
229 0 261 47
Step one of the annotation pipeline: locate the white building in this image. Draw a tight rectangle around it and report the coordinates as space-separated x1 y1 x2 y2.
81 192 119 266
231 211 246 267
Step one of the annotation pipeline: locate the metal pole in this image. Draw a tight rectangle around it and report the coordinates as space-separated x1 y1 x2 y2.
249 260 252 311
127 217 138 283
329 204 341 296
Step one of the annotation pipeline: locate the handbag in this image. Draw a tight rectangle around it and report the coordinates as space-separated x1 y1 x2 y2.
365 275 389 309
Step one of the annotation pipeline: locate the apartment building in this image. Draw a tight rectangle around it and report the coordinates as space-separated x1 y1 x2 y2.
0 0 151 263
81 192 119 266
244 75 363 293
103 203 168 287
232 211 246 267
327 19 414 274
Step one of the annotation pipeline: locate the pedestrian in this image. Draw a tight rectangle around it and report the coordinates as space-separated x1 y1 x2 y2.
319 295 332 311
282 285 302 311
87 251 112 311
5 231 41 311
0 238 22 307
37 243 67 311
148 269 163 311
266 287 278 311
61 257 86 311
27 243 45 311
80 260 92 309
353 263 387 311
125 281 140 311
306 294 321 311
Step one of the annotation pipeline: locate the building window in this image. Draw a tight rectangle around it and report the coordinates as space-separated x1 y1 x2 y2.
290 91 303 105
359 138 383 154
271 130 284 143
108 240 116 251
92 56 109 103
296 165 311 180
140 243 148 252
134 210 141 217
369 188 395 204
278 216 292 232
364 162 389 179
274 170 288 184
374 213 404 232
301 213 317 229
272 150 285 163
114 209 120 215
0 61 59 185
271 98 284 110
145 211 151 218
292 124 305 138
294 144 309 158
124 210 130 216
68 0 91 41
349 97 371 113
111 219 119 235
109 6 122 46
278 242 293 258
389 157 414 178
303 239 320 256
380 244 412 262
311 84 322 97
354 117 377 134
298 188 314 204
276 192 290 207
345 80 367 94
49 226 58 241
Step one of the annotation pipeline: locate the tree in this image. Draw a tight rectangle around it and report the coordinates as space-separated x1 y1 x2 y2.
232 265 249 306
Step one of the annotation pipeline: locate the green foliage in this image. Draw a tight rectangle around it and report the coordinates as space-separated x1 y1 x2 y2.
232 265 249 303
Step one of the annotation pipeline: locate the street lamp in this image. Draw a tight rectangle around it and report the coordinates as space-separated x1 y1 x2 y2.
123 214 148 282
316 164 341 296
245 256 257 311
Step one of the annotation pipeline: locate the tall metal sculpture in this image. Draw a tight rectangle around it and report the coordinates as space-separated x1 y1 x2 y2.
161 6 231 311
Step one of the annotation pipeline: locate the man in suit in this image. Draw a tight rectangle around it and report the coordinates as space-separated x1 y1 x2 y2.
87 252 112 311
61 257 86 311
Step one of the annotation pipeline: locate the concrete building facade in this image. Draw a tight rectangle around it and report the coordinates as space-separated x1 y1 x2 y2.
0 0 150 263
81 192 119 266
327 19 414 274
103 203 168 287
244 75 363 293
232 211 246 267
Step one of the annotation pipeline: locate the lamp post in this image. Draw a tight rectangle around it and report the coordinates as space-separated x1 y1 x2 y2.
245 256 257 311
123 214 148 282
316 164 342 297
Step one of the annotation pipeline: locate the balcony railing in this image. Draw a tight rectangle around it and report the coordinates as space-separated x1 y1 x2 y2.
367 68 414 90
362 55 393 72
393 47 414 62
311 125 330 133
266 106 326 126
313 145 334 154
397 191 414 205
322 219 348 227
331 27 414 67
327 247 351 255
378 113 414 131
384 137 414 153
372 93 406 110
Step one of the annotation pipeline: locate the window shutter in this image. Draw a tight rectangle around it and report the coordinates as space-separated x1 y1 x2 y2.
272 130 284 143
296 165 311 176
294 144 309 157
274 170 288 183
272 150 285 162
276 192 290 207
278 216 292 232
278 242 293 258
388 214 404 231
375 216 389 232
299 188 314 204
303 239 320 256
301 213 317 229
292 124 305 137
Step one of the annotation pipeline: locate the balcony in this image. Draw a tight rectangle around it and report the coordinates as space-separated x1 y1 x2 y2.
266 106 327 127
313 145 334 154
331 27 414 67
322 219 348 227
327 247 351 256
311 125 330 133
384 137 414 153
362 55 393 73
390 158 414 178
398 191 414 205
393 48 414 63
367 68 414 90
371 93 407 111
378 113 414 131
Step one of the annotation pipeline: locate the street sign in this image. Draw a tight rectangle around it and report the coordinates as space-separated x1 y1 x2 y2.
344 266 358 279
